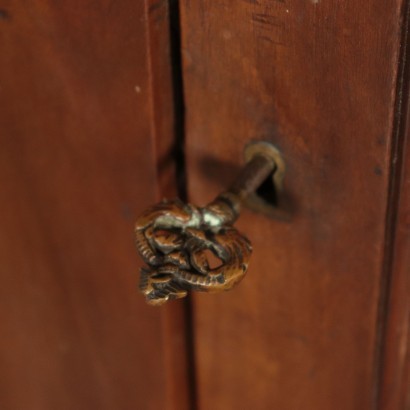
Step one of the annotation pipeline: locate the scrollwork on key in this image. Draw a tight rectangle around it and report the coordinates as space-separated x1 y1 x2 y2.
134 142 284 305
135 198 252 306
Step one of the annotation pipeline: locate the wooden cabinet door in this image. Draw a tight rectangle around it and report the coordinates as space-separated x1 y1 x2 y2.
0 2 185 409
1 1 410 410
179 1 410 409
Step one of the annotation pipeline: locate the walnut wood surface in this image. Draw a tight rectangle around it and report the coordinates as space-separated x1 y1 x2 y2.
0 2 171 409
379 14 410 406
180 0 406 408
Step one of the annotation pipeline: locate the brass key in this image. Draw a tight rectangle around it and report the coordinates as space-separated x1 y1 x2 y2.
134 142 284 305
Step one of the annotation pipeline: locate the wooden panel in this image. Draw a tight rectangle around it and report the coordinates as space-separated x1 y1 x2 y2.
180 0 404 409
380 91 410 410
379 6 410 404
0 2 173 409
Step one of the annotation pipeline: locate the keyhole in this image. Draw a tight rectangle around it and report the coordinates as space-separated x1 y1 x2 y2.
255 170 278 207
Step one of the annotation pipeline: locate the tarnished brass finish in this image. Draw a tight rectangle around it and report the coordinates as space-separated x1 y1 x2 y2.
135 199 252 306
244 141 285 191
135 144 280 305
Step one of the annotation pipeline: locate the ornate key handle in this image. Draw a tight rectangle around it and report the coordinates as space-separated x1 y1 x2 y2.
135 142 284 306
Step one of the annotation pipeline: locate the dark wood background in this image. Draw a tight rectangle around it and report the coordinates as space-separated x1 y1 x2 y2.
0 1 178 409
180 0 410 409
0 0 409 409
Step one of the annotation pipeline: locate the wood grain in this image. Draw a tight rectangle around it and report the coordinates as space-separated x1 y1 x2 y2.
379 4 410 404
0 2 171 409
180 0 405 408
380 89 410 410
